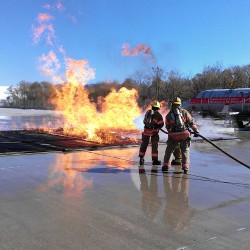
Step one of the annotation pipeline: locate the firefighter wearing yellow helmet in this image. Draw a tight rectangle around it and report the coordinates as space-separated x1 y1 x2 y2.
162 97 199 174
171 97 182 105
151 100 161 109
139 101 164 166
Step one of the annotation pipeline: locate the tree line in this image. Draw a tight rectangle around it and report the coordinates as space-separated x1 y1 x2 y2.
2 63 250 110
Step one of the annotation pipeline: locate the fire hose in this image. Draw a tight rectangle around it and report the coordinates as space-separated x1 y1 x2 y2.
160 128 250 170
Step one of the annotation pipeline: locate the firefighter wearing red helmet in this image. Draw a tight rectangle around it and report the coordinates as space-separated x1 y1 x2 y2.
139 101 164 165
162 97 199 173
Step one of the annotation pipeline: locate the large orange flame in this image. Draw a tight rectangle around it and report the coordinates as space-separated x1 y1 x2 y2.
33 4 142 144
47 57 142 143
51 83 141 143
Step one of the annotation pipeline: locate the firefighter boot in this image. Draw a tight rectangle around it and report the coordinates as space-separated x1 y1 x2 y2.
152 160 161 165
182 164 189 174
182 166 189 174
139 157 145 165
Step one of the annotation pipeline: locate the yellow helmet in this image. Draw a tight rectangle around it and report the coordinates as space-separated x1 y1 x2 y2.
151 101 161 109
171 97 182 105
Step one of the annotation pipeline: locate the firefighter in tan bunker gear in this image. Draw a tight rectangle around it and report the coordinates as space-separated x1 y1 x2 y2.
139 101 164 165
162 97 199 173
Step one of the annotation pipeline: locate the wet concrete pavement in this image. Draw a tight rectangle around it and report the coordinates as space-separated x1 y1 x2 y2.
0 132 250 249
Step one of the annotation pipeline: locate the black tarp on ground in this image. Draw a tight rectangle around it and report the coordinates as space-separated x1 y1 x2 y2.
0 130 140 155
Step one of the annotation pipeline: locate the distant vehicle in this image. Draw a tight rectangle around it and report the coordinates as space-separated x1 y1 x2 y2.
186 88 250 128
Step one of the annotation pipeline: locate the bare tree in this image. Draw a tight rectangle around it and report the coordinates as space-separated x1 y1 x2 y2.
151 67 165 100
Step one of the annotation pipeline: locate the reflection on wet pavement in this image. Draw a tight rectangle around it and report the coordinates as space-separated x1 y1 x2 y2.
139 167 161 222
162 172 196 231
39 148 139 196
2 107 250 250
138 166 196 231
39 153 93 196
1 133 250 249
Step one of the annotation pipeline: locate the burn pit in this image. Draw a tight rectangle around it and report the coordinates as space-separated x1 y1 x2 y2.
0 64 144 154
0 129 141 155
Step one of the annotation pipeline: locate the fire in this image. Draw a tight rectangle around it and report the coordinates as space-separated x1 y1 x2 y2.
36 45 142 145
33 3 142 144
38 50 60 78
44 57 142 144
121 43 154 62
37 13 54 23
65 58 95 85
32 13 55 45
101 87 141 130
51 82 141 143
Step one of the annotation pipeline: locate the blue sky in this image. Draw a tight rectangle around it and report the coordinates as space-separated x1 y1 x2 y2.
1 0 250 91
